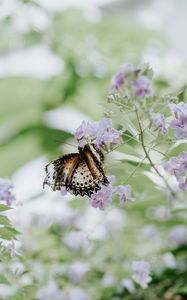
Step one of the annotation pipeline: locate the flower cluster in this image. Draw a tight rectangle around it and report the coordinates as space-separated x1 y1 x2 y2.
110 63 153 98
169 102 187 138
74 118 120 149
150 112 167 135
132 260 152 289
0 178 16 206
163 151 187 190
90 176 132 210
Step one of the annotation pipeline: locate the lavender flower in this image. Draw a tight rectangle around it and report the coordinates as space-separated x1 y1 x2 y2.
169 102 187 138
74 118 120 149
132 76 152 98
68 261 90 283
90 185 112 210
111 71 124 90
169 102 187 119
111 63 135 90
0 178 16 206
115 184 132 203
74 120 97 140
132 260 152 289
163 152 187 190
163 157 181 179
95 118 120 148
150 112 167 134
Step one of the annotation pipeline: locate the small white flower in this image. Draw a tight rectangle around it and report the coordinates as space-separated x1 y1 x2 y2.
37 280 63 300
162 252 176 269
102 272 116 287
168 225 186 245
121 278 135 293
132 260 152 289
63 231 89 251
68 261 90 283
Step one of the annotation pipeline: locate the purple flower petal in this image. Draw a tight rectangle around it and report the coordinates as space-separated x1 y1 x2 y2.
150 112 167 134
90 185 113 210
132 76 152 98
0 178 16 206
115 184 132 203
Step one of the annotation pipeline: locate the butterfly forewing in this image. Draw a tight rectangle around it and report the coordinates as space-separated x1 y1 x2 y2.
43 144 109 197
43 153 79 191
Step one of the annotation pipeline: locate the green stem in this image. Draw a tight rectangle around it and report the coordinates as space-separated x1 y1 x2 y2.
135 108 176 198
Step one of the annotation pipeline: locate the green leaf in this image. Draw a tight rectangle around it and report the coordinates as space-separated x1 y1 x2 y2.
0 215 11 226
177 86 187 102
0 204 12 212
0 226 19 240
176 286 187 295
0 274 9 284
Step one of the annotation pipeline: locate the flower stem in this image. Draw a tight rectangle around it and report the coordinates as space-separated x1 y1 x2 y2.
135 108 176 198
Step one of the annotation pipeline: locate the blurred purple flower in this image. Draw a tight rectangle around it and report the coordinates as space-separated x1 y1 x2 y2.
90 185 112 210
178 151 187 172
7 240 18 258
168 225 186 245
115 184 132 203
111 63 136 90
68 261 90 283
154 206 170 221
132 76 152 98
163 157 181 179
61 187 67 196
132 260 152 289
107 175 116 184
111 71 124 90
170 118 187 138
63 231 89 251
150 112 167 134
102 272 117 287
37 280 63 300
169 102 187 119
0 178 16 206
121 278 136 294
169 102 187 138
163 152 187 190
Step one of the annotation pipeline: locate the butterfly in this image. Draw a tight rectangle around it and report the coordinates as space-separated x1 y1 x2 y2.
43 144 109 197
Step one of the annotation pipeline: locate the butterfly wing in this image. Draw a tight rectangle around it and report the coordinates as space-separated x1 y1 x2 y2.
43 153 79 191
67 159 107 197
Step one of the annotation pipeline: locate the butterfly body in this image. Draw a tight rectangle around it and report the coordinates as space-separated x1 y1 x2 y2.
43 144 109 197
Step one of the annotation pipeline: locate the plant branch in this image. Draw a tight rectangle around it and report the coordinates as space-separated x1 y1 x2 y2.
135 108 176 198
